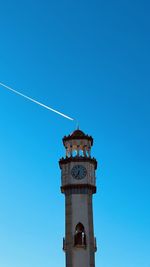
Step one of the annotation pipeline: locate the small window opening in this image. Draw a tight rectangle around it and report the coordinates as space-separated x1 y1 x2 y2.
74 223 86 247
67 151 71 157
79 149 84 157
86 150 90 157
72 149 77 157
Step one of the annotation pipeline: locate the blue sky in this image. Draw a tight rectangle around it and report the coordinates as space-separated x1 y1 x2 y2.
0 0 150 266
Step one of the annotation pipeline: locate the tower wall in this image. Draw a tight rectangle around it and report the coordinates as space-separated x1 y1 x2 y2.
65 193 95 267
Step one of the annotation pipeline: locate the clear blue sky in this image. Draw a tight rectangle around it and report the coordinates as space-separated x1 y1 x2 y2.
0 0 150 266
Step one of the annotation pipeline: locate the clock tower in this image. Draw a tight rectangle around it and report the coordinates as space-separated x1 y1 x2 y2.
59 129 97 267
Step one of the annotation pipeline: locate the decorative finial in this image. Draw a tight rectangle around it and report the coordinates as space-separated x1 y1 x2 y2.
76 120 79 130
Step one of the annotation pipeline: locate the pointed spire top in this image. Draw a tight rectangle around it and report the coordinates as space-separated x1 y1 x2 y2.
76 120 79 130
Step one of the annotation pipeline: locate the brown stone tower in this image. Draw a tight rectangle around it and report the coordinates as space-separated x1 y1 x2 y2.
59 129 97 267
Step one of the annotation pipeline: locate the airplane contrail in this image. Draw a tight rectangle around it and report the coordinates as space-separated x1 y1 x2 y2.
0 82 74 121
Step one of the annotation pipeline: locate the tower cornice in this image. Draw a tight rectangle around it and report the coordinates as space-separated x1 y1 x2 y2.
59 156 97 170
61 183 96 194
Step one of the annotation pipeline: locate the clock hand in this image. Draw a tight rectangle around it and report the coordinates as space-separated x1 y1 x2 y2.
75 171 79 178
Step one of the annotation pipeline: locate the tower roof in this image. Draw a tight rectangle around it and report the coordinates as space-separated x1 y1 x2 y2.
71 129 86 137
63 129 93 145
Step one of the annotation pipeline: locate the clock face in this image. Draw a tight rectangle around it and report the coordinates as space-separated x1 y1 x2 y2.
71 165 87 180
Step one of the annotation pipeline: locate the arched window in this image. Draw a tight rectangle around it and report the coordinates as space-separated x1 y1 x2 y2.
79 149 84 157
72 149 78 157
74 223 86 247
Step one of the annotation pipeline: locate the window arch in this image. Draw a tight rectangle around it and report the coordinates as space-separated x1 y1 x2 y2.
72 149 78 157
79 149 84 157
74 223 86 247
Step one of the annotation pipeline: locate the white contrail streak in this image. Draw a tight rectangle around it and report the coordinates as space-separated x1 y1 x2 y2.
0 82 74 121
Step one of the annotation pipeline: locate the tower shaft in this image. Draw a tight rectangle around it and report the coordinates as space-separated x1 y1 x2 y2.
59 130 97 267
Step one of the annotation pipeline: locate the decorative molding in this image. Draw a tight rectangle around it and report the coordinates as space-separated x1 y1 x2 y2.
63 130 93 146
59 156 97 170
61 184 96 194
